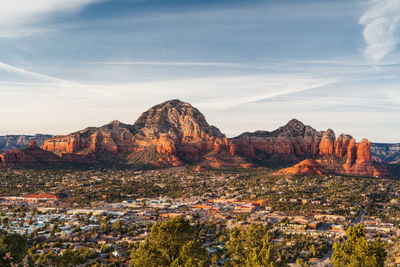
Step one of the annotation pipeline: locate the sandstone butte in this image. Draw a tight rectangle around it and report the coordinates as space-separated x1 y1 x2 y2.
231 119 389 177
0 99 390 177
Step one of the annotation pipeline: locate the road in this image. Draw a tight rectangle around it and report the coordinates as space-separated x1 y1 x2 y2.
316 201 365 266
351 202 365 226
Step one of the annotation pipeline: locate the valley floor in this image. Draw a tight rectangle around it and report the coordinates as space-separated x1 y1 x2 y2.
0 168 399 266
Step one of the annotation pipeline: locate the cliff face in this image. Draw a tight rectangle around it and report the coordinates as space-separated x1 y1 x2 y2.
42 120 136 156
130 99 232 166
0 134 52 154
1 99 390 177
232 120 388 177
42 100 239 168
231 119 322 162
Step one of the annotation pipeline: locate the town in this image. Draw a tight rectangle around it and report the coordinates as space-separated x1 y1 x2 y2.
0 168 399 266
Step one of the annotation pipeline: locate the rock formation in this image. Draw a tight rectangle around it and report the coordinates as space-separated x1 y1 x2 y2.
319 129 335 156
41 99 245 168
0 99 391 177
129 99 232 166
340 139 389 177
334 134 353 158
275 159 329 176
42 120 136 156
231 119 322 162
232 120 388 177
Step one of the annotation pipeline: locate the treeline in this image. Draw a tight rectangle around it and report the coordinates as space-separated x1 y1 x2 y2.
0 218 387 266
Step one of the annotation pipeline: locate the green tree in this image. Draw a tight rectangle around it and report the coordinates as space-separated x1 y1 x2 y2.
332 224 386 267
0 230 28 266
130 217 209 267
112 219 123 233
224 223 286 267
171 241 210 267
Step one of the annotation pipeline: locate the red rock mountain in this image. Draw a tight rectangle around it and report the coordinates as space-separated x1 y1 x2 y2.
231 119 388 177
0 99 390 177
41 100 243 168
231 119 323 162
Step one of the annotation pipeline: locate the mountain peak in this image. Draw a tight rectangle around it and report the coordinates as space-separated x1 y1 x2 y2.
286 118 306 128
159 99 187 106
108 120 122 125
133 99 224 138
271 118 309 137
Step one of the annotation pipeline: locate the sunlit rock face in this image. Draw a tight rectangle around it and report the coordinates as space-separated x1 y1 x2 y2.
232 119 388 177
231 119 323 162
275 159 329 176
41 99 243 168
2 99 390 176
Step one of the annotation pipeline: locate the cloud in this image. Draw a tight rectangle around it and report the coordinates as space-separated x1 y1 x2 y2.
0 0 103 37
194 77 336 109
87 61 259 68
0 60 115 96
0 60 337 109
359 0 400 62
0 61 73 84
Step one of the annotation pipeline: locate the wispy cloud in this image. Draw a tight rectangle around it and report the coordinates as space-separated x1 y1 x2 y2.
0 0 104 37
195 77 336 109
0 60 114 96
59 60 279 70
0 61 72 84
0 61 337 109
359 0 400 63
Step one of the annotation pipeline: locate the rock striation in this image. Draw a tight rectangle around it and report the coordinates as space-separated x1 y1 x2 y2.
0 99 391 177
232 120 388 177
231 119 322 162
41 100 243 168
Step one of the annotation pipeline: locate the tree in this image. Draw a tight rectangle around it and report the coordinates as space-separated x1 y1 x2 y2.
112 219 123 233
332 224 386 267
0 230 28 266
171 241 210 267
224 223 286 267
130 217 209 267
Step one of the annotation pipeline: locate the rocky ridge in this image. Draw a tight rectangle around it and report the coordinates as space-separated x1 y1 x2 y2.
0 99 391 177
41 100 243 168
231 120 388 177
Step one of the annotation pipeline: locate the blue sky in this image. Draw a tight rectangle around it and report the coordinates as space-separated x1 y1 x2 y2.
0 0 399 142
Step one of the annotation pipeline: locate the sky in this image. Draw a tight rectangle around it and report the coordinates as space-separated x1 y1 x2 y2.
0 0 399 143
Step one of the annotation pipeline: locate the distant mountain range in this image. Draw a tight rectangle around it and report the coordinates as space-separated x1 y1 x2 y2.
0 134 52 154
371 143 400 164
0 99 398 177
